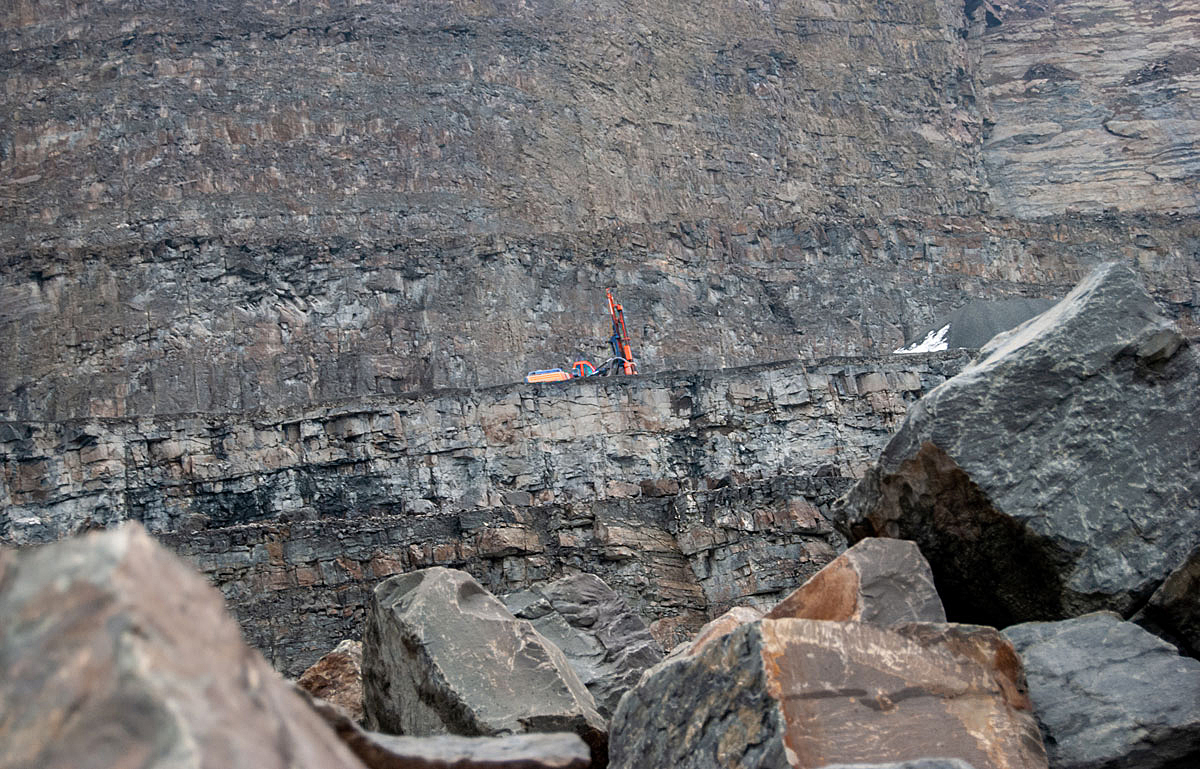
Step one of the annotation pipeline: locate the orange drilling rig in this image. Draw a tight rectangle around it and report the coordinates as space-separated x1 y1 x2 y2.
525 289 640 383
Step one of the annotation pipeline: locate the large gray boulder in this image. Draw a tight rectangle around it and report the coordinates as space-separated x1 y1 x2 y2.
0 523 367 769
837 262 1200 630
503 573 664 719
1004 613 1200 769
610 618 1047 769
363 567 607 765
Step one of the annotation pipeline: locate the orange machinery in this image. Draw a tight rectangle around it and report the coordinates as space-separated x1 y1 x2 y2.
524 289 639 383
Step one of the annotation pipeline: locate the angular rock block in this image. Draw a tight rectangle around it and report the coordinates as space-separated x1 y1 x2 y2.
836 262 1200 629
1004 613 1200 769
0 523 367 769
297 639 364 723
504 573 664 719
363 567 606 764
766 537 945 625
610 618 1047 769
299 687 590 769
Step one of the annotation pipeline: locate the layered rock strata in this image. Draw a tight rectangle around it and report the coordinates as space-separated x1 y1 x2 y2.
503 573 664 719
2 354 964 673
2 0 1198 423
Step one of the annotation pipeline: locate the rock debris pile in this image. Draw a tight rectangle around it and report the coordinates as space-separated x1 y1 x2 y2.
2 270 1199 769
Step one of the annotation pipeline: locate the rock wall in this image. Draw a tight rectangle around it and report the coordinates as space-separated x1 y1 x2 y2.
3 352 967 673
978 0 1200 217
2 0 1196 422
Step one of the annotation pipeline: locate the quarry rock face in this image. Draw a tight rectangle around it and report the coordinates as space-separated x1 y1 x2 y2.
503 573 664 719
610 618 1046 769
0 523 367 769
2 0 1198 424
766 537 945 625
296 639 365 724
362 567 607 764
1004 613 1200 769
5 353 964 675
836 263 1200 630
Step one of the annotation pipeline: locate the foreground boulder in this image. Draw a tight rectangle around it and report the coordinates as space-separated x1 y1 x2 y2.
610 618 1047 769
1004 613 1200 769
297 639 364 723
0 523 367 769
504 573 664 719
836 262 1200 629
766 537 945 624
299 687 590 769
363 567 607 765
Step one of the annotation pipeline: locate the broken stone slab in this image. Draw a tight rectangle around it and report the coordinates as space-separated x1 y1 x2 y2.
836 262 1200 631
1004 612 1200 769
0 523 367 769
503 573 664 719
296 639 364 724
610 618 1047 769
766 537 945 625
363 567 607 766
298 686 590 769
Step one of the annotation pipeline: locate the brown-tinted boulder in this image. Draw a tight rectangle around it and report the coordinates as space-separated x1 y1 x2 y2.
610 619 1047 769
766 537 945 624
299 687 590 769
0 523 367 769
363 567 607 766
297 639 364 724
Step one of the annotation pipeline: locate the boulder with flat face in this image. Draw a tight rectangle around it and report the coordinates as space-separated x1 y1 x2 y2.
766 537 945 625
610 618 1046 769
503 573 663 719
1004 613 1200 769
363 567 607 765
0 523 367 769
836 262 1200 631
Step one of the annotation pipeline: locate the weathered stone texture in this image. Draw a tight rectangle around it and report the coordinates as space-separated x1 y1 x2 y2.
503 573 664 720
0 523 368 769
362 568 606 763
978 0 1200 217
296 639 365 724
837 263 1200 631
610 619 1046 769
766 537 945 625
1004 613 1200 769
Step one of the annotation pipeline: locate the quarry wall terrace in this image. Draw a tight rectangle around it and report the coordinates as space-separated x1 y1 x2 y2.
4 351 969 672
